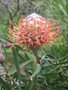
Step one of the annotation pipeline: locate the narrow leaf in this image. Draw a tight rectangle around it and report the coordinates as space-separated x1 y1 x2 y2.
59 4 67 16
12 48 21 90
30 64 41 78
0 78 12 90
8 60 33 75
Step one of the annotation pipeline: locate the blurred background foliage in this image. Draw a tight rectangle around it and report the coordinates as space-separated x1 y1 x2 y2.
0 0 68 90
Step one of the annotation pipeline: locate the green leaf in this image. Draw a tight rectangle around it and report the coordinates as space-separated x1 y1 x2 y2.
8 60 33 75
12 48 21 90
43 60 68 67
30 64 41 78
59 4 67 16
0 36 12 43
0 78 12 90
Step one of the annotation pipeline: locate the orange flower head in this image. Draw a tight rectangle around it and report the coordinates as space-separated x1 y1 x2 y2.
8 13 62 49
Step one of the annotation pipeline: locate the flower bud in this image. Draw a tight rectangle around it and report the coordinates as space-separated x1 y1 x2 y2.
0 43 2 48
5 43 11 48
0 53 5 63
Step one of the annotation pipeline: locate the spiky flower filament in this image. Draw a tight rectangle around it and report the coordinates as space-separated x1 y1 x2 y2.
9 13 62 49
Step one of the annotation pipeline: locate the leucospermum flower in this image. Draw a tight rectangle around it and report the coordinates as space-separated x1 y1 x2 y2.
8 13 62 49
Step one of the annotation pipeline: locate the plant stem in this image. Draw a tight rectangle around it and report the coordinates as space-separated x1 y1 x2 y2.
33 77 36 90
32 49 40 63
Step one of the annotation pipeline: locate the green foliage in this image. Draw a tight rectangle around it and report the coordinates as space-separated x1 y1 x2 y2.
0 78 12 90
0 0 68 90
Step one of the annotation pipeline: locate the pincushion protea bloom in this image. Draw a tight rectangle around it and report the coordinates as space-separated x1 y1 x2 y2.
8 13 62 49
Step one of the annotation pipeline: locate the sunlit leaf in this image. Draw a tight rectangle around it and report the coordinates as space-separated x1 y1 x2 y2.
59 4 67 16
30 63 41 78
